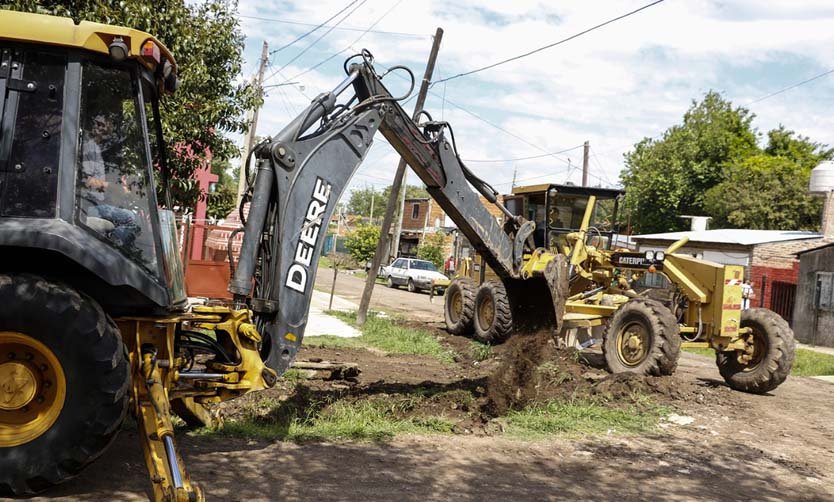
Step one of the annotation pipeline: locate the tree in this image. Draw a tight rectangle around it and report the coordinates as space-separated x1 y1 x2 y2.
344 224 381 265
704 127 832 230
7 0 259 210
621 91 759 233
346 184 429 219
206 159 238 220
416 231 446 269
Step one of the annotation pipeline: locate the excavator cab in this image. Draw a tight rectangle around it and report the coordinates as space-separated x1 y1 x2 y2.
0 11 185 314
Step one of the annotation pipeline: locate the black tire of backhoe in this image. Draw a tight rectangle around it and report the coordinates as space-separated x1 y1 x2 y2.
0 274 130 496
717 308 795 394
602 297 681 376
473 281 514 345
444 278 476 336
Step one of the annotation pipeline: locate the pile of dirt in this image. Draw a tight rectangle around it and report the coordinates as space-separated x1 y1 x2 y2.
482 329 688 417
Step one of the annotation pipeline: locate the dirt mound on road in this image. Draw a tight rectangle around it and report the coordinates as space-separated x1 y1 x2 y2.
483 329 687 417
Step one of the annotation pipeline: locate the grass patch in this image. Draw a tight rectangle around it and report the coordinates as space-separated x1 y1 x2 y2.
684 346 834 377
503 399 667 439
470 341 494 361
791 348 834 377
205 394 455 442
322 310 456 364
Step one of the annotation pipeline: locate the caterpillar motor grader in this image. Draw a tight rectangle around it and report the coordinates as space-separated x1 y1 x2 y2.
444 182 796 391
0 10 795 501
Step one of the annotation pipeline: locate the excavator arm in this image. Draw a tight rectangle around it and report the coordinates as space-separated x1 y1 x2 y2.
229 54 534 375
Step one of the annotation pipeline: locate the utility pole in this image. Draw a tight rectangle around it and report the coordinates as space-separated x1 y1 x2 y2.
582 140 590 187
369 186 375 224
356 27 444 326
237 41 269 205
511 165 517 188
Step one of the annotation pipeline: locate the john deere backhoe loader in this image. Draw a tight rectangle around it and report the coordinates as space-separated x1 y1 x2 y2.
0 11 794 501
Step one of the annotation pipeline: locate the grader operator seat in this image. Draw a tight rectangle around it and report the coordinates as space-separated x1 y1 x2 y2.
0 12 185 316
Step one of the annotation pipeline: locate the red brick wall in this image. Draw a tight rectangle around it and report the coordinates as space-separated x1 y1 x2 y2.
749 262 800 309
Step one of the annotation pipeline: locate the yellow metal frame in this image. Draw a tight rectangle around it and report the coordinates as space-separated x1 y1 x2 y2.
116 307 276 502
0 10 176 74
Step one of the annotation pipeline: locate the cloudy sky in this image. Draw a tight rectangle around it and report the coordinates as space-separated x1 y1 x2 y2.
233 0 834 196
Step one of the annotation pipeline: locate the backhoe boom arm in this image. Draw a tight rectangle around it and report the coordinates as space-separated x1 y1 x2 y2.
230 57 527 375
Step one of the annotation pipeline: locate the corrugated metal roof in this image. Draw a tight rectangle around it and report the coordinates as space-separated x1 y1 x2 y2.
632 229 822 246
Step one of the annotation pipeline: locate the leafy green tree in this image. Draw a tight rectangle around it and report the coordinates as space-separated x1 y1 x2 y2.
7 0 259 210
621 91 759 233
704 128 831 230
347 184 429 219
344 224 381 265
416 231 446 269
206 159 238 219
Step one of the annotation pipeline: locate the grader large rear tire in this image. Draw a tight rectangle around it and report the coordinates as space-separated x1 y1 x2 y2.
603 298 681 376
445 278 475 335
0 274 130 496
717 308 795 394
473 281 513 344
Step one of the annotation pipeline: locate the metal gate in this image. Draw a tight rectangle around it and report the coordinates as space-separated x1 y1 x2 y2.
770 281 796 326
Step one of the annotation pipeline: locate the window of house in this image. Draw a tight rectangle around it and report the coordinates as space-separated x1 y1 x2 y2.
411 203 420 220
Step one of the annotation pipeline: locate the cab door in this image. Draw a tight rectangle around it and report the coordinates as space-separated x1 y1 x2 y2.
0 46 65 218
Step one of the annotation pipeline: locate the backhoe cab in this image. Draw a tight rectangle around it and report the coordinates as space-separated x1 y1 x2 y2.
1 12 273 501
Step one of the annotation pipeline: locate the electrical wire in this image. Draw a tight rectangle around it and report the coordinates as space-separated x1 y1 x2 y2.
748 68 834 104
273 0 406 85
240 13 426 38
463 144 585 163
264 0 368 83
267 0 363 55
431 0 666 86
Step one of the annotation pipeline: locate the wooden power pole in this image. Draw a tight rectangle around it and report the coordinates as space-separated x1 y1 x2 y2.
237 41 269 205
582 140 590 187
356 27 444 326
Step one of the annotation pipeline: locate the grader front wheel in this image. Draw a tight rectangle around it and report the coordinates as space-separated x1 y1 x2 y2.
603 298 681 376
717 308 795 394
0 274 130 496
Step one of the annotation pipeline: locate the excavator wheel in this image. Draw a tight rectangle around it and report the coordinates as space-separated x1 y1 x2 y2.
602 298 681 376
473 281 513 344
0 274 130 496
717 308 795 394
444 278 476 336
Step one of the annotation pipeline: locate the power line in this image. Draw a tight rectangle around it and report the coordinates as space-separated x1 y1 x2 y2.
431 0 665 86
275 0 406 85
240 14 426 38
462 144 585 163
267 0 362 55
265 0 368 82
748 68 834 104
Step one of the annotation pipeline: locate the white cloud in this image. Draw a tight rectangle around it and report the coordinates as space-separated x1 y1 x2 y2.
230 0 834 196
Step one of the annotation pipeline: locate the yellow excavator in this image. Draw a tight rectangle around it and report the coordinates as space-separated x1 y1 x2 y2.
0 11 795 501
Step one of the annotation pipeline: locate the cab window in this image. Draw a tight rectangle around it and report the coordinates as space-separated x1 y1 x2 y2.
76 61 157 271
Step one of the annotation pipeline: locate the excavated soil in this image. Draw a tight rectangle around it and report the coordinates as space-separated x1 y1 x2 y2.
219 322 732 434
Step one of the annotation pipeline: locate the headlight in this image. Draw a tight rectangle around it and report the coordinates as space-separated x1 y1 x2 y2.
655 251 665 261
644 250 655 261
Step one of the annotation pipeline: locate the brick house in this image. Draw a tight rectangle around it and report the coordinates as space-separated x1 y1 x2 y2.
633 229 830 325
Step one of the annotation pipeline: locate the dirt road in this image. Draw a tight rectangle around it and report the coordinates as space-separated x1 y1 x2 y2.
22 272 834 501
314 267 443 321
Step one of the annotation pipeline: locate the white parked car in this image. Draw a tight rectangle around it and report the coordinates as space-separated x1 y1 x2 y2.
381 257 450 293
